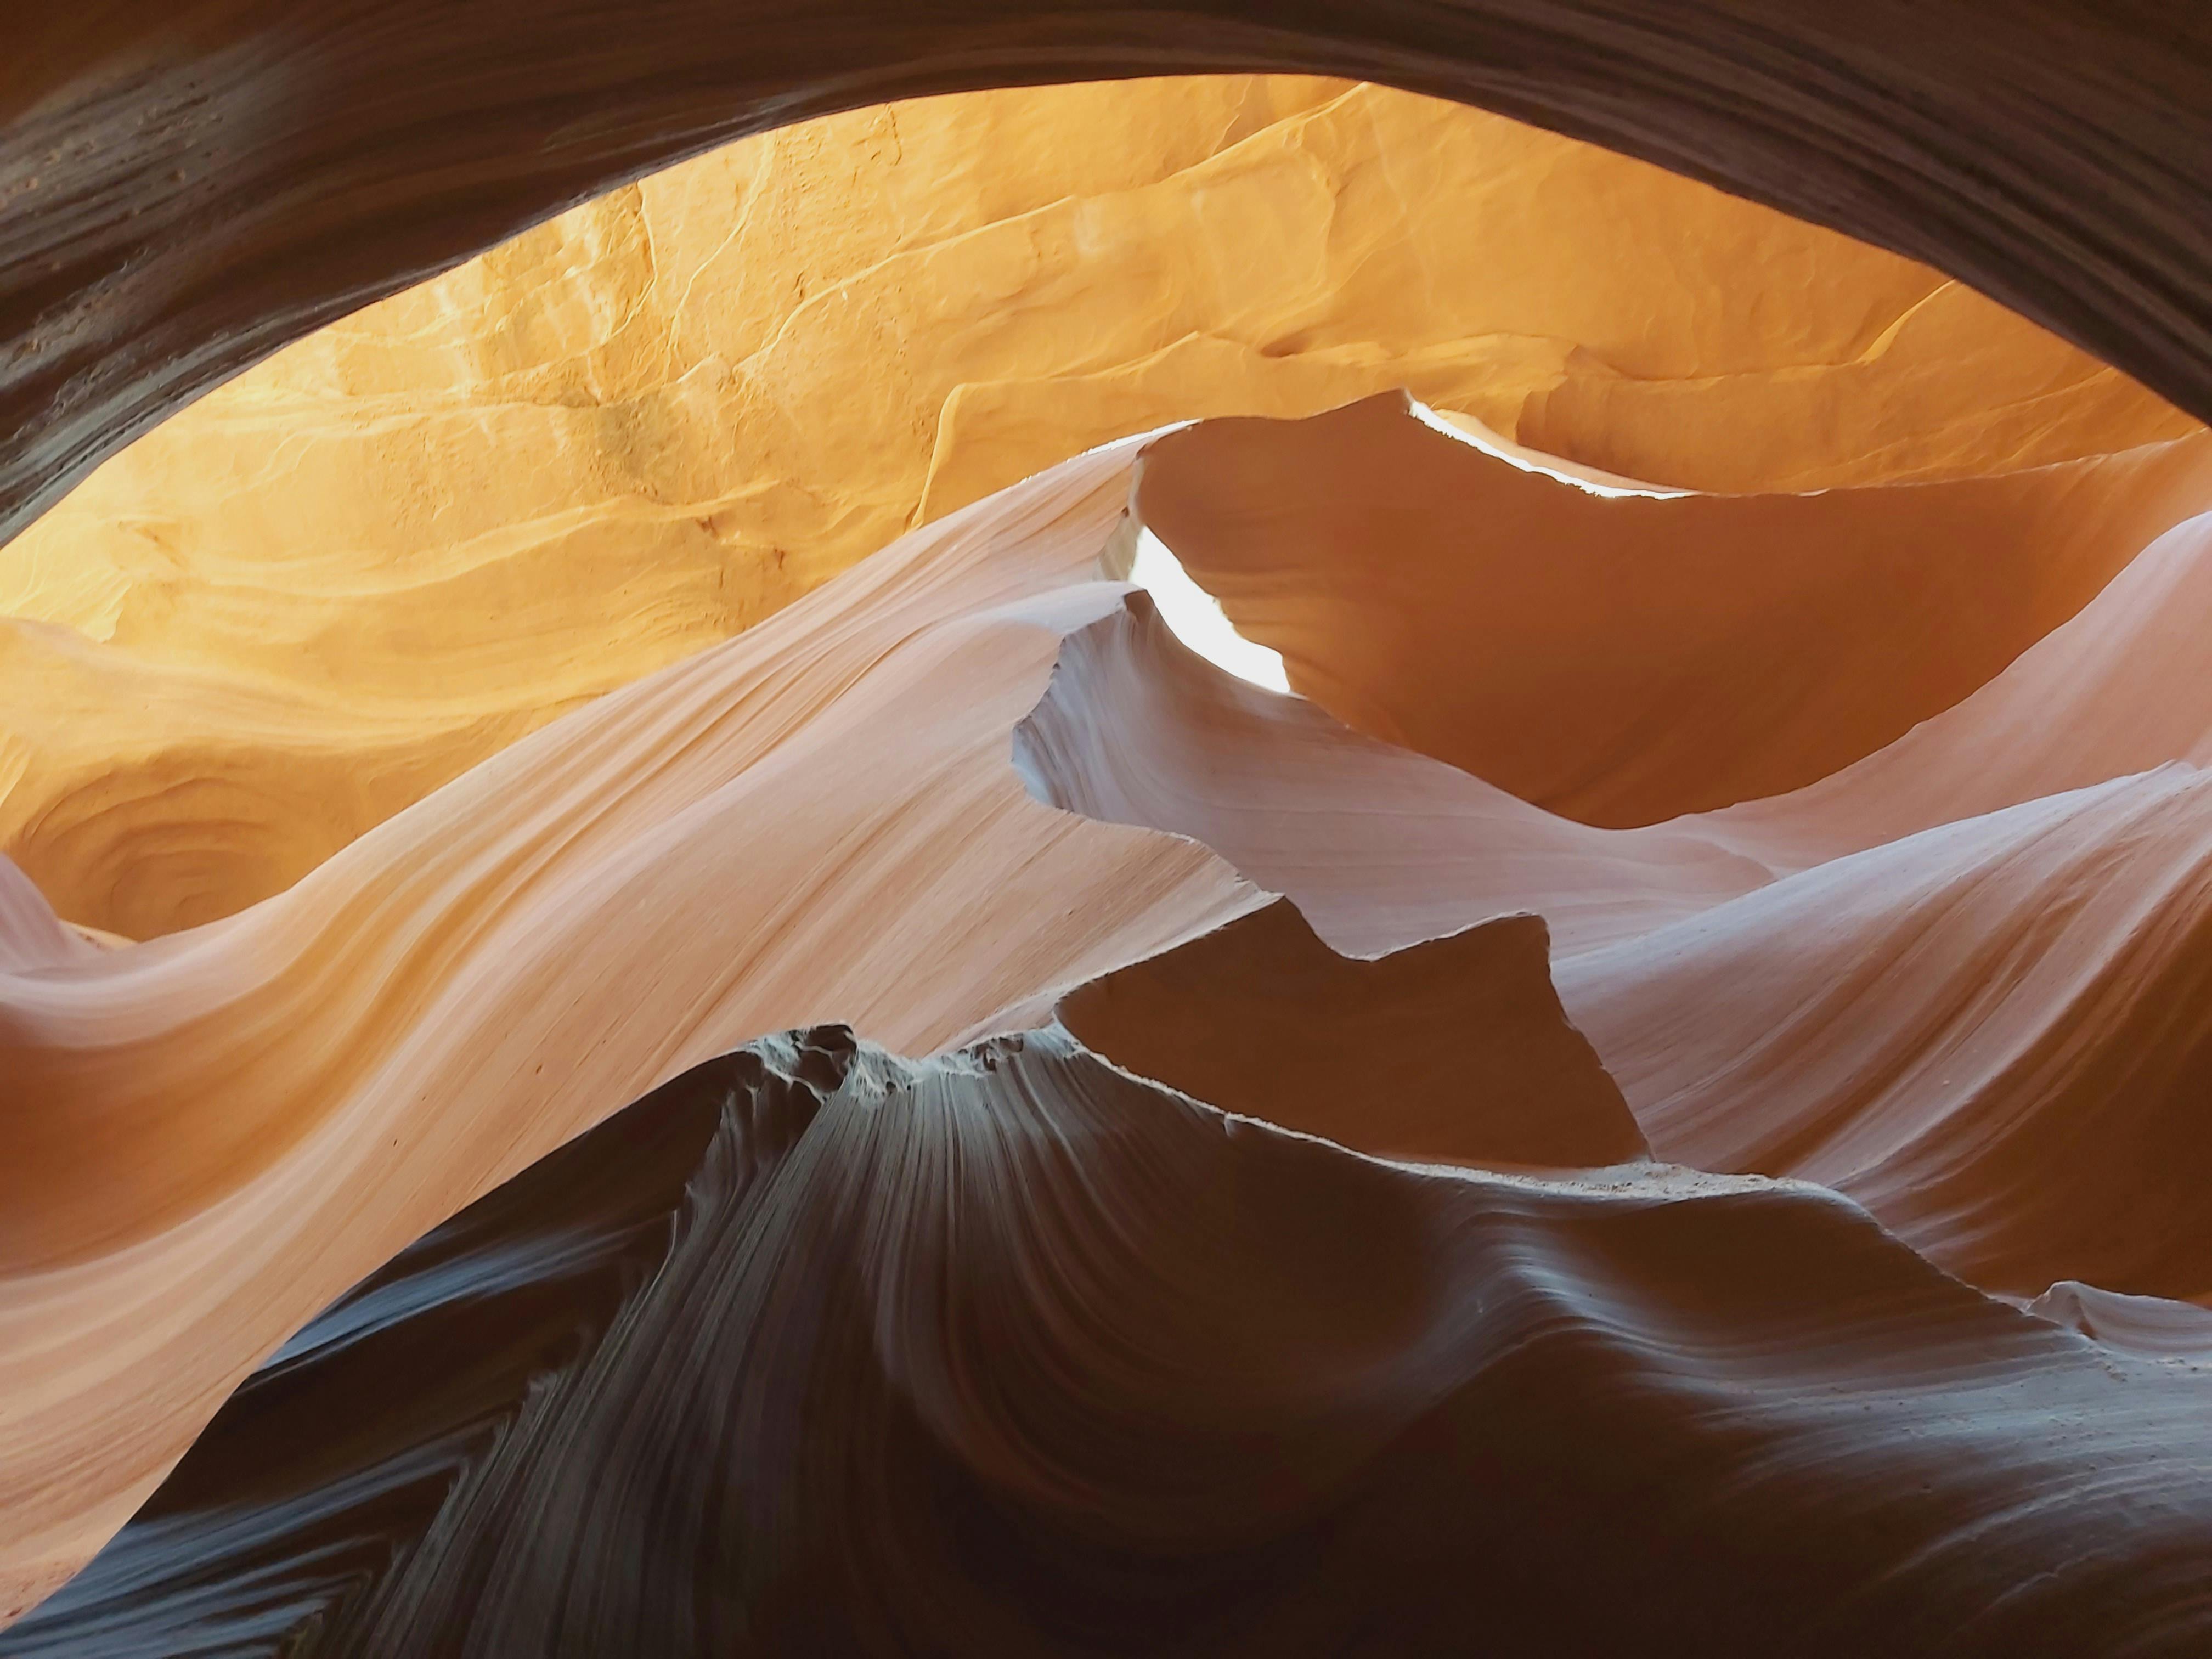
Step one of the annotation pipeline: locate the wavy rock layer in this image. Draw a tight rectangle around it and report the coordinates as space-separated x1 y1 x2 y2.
0 1037 737 1658
18 1025 2212 1658
13 270 2212 1640
1026 400 2212 1316
3 77 2191 938
1016 587 1771 957
1137 394 2212 826
1562 768 2212 1301
0 442 1271 1619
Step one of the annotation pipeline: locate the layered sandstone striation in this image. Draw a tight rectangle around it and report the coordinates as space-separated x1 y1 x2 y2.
11 40 2212 1656
0 78 2191 936
20 1027 2212 1656
0 442 1250 1619
13 375 2212 1628
1028 400 2212 1308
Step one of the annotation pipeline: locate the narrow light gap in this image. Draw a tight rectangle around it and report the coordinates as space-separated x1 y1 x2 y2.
1119 395 1679 696
1406 398 1686 500
1127 526 1293 693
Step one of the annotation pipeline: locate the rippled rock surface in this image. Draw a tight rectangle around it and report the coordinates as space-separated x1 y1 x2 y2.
19 1025 2212 1656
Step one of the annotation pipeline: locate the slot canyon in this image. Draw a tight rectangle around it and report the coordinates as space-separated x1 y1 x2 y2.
7 12 2212 1655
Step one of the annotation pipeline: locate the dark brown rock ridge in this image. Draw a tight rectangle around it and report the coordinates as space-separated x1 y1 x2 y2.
7 4 2212 548
16 1024 2212 1656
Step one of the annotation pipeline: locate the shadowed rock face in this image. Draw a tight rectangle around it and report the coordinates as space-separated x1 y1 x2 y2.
0 1041 737 1658
16 1023 2212 1658
6 3 2212 550
1055 896 1649 1169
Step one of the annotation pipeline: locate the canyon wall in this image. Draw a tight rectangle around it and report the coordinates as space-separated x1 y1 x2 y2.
1 78 2188 936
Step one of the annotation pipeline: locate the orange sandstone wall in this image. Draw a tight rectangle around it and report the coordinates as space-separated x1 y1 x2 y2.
0 76 2191 937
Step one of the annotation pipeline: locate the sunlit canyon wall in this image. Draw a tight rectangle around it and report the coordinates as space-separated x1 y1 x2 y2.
6 57 2212 1658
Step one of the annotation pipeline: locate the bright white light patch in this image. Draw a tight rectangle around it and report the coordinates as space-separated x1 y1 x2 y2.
1406 398 1686 500
1128 527 1293 694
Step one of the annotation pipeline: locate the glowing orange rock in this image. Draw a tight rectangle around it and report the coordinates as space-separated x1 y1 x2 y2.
0 78 2187 936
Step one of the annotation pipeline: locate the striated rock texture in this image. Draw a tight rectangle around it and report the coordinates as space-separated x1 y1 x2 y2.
5 76 2188 939
0 441 1261 1620
11 22 2212 1649
1018 400 2212 1312
16 1025 2212 1657
15 377 2212 1634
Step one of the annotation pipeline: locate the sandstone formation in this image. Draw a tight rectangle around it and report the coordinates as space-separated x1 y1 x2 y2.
1031 399 2212 1310
0 442 1253 1621
1137 394 2212 826
1 78 2191 936
19 1028 2212 1656
12 370 2212 1637
10 19 2212 1654
1012 588 1776 957
1057 898 1646 1169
